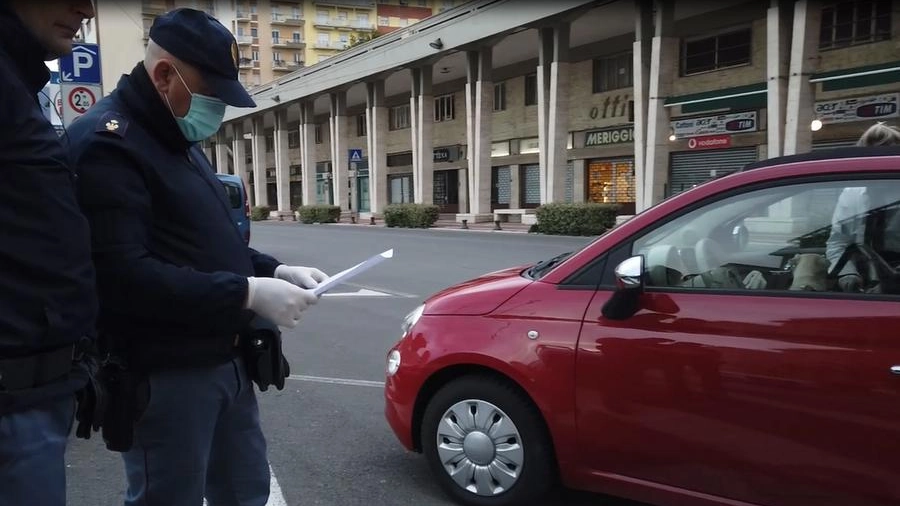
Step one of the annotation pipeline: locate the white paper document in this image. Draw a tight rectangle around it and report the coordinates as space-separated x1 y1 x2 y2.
313 249 394 296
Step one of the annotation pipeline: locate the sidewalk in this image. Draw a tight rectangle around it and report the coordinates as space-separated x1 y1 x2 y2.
261 217 532 234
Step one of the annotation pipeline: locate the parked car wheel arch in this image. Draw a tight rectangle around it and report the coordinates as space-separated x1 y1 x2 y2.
412 365 549 451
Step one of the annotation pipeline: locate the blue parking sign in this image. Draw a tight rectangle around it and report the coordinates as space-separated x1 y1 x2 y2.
349 149 363 162
58 44 101 84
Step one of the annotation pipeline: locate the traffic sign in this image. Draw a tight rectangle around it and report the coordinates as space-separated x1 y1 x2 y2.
59 43 102 84
61 83 101 127
348 148 363 162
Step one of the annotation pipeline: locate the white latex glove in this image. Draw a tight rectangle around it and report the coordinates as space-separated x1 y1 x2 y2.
274 264 328 289
245 277 318 328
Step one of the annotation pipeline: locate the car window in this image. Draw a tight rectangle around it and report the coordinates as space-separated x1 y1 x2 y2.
631 177 900 296
221 182 242 209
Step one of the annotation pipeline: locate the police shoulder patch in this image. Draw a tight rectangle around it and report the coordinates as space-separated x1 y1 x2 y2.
96 112 128 138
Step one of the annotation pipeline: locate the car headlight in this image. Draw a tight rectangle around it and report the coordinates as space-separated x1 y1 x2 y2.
400 304 425 337
386 350 401 376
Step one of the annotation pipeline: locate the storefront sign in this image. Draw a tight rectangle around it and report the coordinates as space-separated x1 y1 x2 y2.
433 146 461 163
585 126 634 147
687 134 732 150
814 93 899 124
519 137 540 154
672 111 757 137
491 141 510 157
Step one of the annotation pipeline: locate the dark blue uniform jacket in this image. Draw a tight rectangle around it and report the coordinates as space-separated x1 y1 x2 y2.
0 7 97 412
68 63 280 370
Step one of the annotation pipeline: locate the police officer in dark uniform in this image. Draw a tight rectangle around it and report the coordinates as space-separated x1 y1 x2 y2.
67 8 327 506
0 2 98 506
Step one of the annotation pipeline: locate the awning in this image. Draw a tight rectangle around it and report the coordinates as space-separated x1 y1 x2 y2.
664 83 767 114
810 61 900 92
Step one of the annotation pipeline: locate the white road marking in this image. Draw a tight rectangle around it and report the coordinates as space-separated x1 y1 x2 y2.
287 374 385 388
267 465 288 506
344 282 420 298
322 288 392 297
202 464 286 505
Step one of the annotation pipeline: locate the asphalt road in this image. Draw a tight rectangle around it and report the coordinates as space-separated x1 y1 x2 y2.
65 223 641 506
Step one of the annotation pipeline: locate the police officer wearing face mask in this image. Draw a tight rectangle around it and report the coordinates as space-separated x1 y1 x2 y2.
67 8 328 506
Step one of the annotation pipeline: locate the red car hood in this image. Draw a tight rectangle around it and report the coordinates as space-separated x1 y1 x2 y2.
424 265 532 316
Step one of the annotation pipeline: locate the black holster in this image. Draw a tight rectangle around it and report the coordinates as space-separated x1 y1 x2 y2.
97 355 148 452
240 317 291 392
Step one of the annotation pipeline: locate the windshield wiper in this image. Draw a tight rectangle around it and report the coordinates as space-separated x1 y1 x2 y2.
527 251 572 279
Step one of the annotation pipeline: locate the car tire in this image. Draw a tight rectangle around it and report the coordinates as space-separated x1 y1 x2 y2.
421 375 555 506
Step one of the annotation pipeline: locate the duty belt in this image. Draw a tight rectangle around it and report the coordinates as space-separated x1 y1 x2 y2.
0 344 76 391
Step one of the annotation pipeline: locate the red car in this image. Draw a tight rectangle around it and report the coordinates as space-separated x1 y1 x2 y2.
384 147 900 506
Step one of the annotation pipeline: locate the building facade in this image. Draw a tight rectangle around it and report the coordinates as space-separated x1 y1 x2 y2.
201 0 897 227
95 1 463 93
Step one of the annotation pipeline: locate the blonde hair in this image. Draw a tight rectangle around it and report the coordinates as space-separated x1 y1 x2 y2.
856 122 900 147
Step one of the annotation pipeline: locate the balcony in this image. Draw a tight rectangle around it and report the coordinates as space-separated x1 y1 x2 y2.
273 60 305 72
271 13 304 26
238 57 253 69
313 40 348 50
285 39 306 48
312 0 374 9
236 35 253 45
235 11 251 21
271 38 290 48
313 18 375 31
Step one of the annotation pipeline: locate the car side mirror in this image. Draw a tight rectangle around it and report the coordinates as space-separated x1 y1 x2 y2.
601 255 644 320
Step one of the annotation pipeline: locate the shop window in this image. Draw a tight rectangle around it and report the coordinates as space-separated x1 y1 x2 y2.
524 73 537 106
493 81 506 111
389 174 414 203
682 28 751 75
819 0 892 49
587 159 635 207
434 94 455 122
593 52 633 93
390 104 410 130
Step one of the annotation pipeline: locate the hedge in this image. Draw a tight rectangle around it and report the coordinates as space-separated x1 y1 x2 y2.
383 203 440 228
295 204 341 224
250 206 271 221
533 203 619 236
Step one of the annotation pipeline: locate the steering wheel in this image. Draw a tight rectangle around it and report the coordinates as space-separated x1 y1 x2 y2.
828 243 897 293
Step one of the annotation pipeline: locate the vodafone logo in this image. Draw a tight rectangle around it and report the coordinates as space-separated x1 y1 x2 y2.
687 134 732 150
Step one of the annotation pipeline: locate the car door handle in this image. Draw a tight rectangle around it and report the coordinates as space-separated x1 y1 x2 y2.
892 366 900 375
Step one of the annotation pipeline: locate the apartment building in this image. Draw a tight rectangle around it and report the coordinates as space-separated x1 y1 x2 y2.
93 1 467 94
374 0 468 33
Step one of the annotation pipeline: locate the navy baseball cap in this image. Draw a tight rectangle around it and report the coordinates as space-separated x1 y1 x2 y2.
149 8 255 108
